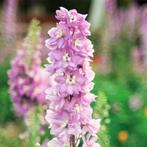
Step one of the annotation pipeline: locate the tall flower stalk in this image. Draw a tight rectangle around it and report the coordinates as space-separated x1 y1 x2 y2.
8 19 49 146
45 7 101 147
8 19 48 118
140 8 147 71
3 0 17 40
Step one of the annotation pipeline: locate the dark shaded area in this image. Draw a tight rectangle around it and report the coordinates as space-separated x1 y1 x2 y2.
18 0 91 15
135 0 147 5
117 0 147 7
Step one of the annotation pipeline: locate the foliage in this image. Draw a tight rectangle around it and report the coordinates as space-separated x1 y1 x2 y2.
0 60 15 124
0 122 24 147
93 92 110 147
93 74 147 147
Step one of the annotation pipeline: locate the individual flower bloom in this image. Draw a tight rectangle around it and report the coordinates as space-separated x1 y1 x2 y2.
31 51 42 66
45 109 81 139
55 69 88 95
77 19 91 36
47 137 69 147
56 7 90 36
67 9 79 23
45 109 69 136
55 7 68 21
82 61 95 81
83 134 101 147
70 36 94 57
118 130 128 142
31 68 49 104
49 95 65 110
45 80 57 100
8 50 48 117
106 0 117 15
13 101 34 117
45 22 69 50
81 93 96 104
48 49 85 72
82 119 101 135
129 95 143 111
63 94 93 114
47 138 59 147
45 85 66 110
69 105 94 130
67 9 90 34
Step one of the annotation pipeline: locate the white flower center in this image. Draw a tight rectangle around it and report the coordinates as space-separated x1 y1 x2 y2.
33 88 40 95
75 104 83 113
23 86 29 92
66 75 76 85
56 29 63 38
75 39 82 47
63 53 71 62
18 78 24 84
61 121 68 128
47 57 53 64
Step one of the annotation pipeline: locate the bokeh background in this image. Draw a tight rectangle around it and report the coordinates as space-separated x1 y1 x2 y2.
0 0 147 147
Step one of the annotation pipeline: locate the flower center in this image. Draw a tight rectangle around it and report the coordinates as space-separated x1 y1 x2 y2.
75 39 82 47
61 121 68 128
65 95 73 102
23 86 29 92
63 53 71 62
66 75 76 85
69 15 77 22
47 57 53 64
18 78 24 84
56 29 63 38
75 104 83 113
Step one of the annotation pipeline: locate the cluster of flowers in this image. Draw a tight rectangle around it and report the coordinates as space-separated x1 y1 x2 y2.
45 7 101 147
8 20 48 118
106 0 147 70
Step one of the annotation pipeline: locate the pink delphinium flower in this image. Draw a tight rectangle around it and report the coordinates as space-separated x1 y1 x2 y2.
129 95 144 111
8 20 49 118
140 8 147 70
8 49 48 117
83 133 101 147
3 0 17 40
45 8 101 147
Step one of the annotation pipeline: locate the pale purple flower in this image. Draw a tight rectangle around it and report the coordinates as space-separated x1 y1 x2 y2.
55 69 92 95
106 0 117 15
140 8 147 69
56 7 90 36
47 137 67 147
83 134 101 147
45 22 70 50
55 7 68 21
45 7 101 147
3 0 18 40
8 49 49 117
129 95 143 111
47 48 85 74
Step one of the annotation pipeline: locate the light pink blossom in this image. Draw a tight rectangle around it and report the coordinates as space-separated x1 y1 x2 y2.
45 7 101 147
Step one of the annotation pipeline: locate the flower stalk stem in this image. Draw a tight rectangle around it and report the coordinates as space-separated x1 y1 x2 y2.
70 135 76 147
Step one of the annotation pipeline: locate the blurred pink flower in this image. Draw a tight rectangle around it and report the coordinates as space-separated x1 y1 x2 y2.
8 49 49 117
129 95 143 111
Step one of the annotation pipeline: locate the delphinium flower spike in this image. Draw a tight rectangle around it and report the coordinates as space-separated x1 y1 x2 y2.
8 19 48 118
45 7 101 147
